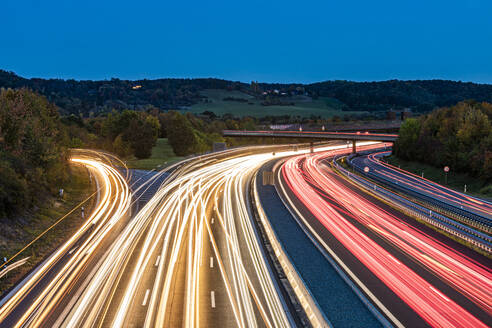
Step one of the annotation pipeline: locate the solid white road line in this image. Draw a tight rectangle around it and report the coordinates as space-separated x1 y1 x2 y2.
155 255 160 267
277 166 404 328
210 291 215 308
210 257 214 268
142 289 150 306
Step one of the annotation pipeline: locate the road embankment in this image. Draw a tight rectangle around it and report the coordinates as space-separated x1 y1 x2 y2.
0 165 95 296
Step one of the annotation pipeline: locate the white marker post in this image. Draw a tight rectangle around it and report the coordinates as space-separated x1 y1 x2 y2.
444 166 450 184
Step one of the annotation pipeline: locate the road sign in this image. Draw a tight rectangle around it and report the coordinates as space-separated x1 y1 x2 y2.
444 166 449 184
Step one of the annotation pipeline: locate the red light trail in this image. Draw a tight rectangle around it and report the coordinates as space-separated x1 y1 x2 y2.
282 148 491 327
365 151 492 218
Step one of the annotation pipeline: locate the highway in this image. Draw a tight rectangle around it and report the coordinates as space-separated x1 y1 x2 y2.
3 142 489 327
91 144 372 327
351 151 492 223
333 154 492 252
2 146 315 327
92 151 294 328
0 152 132 327
277 147 492 327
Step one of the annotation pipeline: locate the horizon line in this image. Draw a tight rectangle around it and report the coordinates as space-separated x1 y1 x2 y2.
2 69 492 86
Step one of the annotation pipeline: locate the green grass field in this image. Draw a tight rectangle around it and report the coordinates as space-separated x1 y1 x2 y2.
126 138 183 170
385 156 492 199
187 89 367 118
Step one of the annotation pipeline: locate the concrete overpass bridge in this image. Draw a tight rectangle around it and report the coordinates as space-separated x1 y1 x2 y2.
222 130 398 153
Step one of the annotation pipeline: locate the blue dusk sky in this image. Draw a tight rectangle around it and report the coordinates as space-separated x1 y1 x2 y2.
2 0 492 83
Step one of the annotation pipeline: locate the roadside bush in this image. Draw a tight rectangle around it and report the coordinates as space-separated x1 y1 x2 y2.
479 185 492 197
0 161 28 219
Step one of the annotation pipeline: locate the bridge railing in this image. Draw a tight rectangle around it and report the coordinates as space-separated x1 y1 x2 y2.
222 130 398 142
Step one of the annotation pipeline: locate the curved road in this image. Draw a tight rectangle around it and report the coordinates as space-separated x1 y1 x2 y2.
277 148 492 327
351 151 492 222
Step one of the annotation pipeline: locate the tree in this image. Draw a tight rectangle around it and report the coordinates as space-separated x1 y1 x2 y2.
166 112 200 156
99 109 160 159
0 161 27 218
394 101 492 182
394 118 421 159
0 89 68 218
126 114 160 159
113 134 132 157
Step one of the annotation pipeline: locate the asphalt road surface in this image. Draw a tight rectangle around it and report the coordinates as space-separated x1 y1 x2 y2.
277 148 491 328
351 151 492 221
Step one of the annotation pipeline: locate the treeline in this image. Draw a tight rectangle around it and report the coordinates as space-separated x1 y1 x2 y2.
0 89 163 218
309 80 492 112
0 70 243 116
159 111 262 155
2 70 492 116
394 101 492 182
0 88 309 220
59 111 160 160
0 89 209 218
68 109 258 158
0 89 70 218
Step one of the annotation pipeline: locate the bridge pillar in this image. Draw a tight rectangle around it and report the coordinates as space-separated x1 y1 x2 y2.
310 142 314 153
352 140 356 154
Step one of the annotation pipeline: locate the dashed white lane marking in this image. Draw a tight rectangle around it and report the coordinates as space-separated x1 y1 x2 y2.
142 289 150 306
210 291 215 308
155 255 161 267
210 257 214 268
69 246 78 255
211 217 214 224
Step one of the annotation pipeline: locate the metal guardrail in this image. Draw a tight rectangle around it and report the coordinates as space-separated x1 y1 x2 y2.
252 175 331 328
334 156 492 253
347 154 491 228
0 257 30 279
346 153 492 236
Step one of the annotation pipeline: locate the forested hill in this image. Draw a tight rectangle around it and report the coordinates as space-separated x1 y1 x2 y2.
1 70 492 116
0 70 242 116
308 80 492 112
